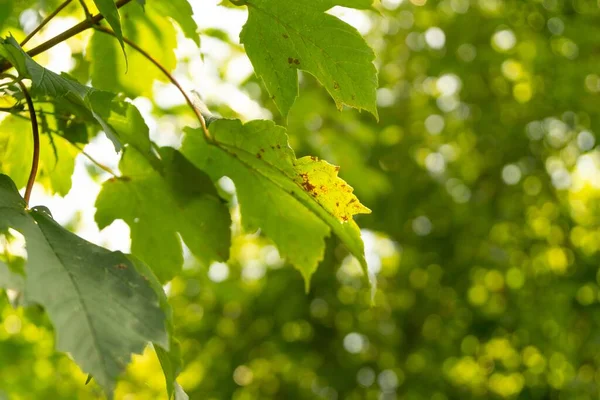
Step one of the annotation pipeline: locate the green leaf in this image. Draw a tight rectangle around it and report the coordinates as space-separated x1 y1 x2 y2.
92 0 127 58
0 258 24 292
88 5 177 97
0 0 12 31
182 119 371 289
148 0 199 45
128 256 188 400
95 147 231 283
0 115 31 190
0 115 77 196
239 0 378 118
0 37 156 158
0 174 169 398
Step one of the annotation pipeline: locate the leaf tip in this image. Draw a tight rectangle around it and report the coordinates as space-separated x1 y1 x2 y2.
302 273 312 294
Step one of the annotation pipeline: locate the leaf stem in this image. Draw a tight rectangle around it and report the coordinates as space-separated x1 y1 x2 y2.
94 26 214 142
0 0 135 73
20 0 74 47
17 81 40 208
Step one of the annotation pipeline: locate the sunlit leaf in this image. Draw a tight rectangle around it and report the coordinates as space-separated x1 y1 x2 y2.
0 115 77 196
148 0 199 46
0 37 156 159
182 119 370 288
239 0 378 118
88 5 177 97
92 0 127 57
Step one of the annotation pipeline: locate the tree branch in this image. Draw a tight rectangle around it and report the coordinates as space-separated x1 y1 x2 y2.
17 81 40 207
94 26 213 142
20 0 73 47
0 0 134 73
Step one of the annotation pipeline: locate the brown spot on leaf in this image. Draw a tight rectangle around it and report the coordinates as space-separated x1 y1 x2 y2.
283 33 289 39
299 172 316 192
342 216 349 222
303 181 316 192
288 57 293 64
333 81 340 90
294 59 300 65
276 144 281 149
336 202 340 207
256 153 262 159
335 166 340 172
115 263 128 270
310 156 317 161
260 148 265 153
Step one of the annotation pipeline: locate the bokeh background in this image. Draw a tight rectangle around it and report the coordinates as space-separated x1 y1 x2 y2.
2 0 600 399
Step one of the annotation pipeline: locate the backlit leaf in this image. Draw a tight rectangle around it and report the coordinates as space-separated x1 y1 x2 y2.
92 0 126 57
182 119 371 288
0 37 156 159
148 0 199 46
0 115 77 196
239 0 378 118
88 5 177 97
95 147 231 283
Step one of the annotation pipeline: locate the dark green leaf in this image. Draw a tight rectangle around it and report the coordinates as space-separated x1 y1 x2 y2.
129 255 188 400
95 147 231 283
0 258 23 292
0 174 169 398
0 0 12 31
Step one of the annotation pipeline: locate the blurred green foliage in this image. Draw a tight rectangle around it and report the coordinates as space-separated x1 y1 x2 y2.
4 0 600 399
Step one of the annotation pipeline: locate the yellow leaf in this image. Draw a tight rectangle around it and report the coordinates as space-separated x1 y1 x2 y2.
293 156 371 223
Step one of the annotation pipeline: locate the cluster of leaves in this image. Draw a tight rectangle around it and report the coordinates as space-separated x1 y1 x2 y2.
5 1 600 400
0 0 378 398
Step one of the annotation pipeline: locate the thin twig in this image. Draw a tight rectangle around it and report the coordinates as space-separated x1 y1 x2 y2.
0 105 21 112
94 26 213 142
77 0 93 20
71 143 119 177
0 0 134 73
17 81 40 207
20 0 73 47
